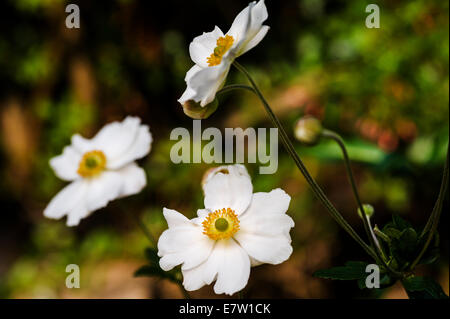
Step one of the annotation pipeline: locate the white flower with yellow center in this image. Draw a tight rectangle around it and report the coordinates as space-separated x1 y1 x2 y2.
178 0 270 107
44 116 152 226
157 164 294 295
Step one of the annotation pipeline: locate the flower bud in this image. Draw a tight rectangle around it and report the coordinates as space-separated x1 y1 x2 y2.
294 116 323 145
182 99 218 119
357 204 375 219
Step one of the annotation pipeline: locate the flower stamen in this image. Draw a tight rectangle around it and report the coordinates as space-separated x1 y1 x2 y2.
77 150 106 178
202 208 240 240
207 35 234 67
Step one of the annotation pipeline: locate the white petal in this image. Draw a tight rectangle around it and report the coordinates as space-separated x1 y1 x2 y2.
45 165 147 226
178 65 203 104
189 26 224 68
114 163 147 197
234 189 294 264
92 117 151 167
234 232 292 265
158 208 215 271
161 207 191 228
178 87 196 105
203 164 253 215
182 261 209 291
227 0 269 56
66 203 91 227
84 171 124 212
49 146 82 181
186 62 230 107
212 239 250 295
44 180 87 221
183 238 251 295
71 134 94 154
191 208 211 226
239 25 270 55
106 125 152 170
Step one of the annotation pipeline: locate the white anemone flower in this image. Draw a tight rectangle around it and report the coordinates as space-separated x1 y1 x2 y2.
44 116 152 226
158 164 294 295
178 0 269 107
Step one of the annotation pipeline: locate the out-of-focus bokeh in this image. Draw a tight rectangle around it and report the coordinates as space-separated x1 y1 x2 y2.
0 0 448 298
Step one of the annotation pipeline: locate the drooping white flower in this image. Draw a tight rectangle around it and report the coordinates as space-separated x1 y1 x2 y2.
44 116 152 226
158 164 294 295
178 0 269 107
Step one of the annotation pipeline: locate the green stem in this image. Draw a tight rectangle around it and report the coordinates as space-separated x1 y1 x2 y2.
409 145 449 271
373 226 391 244
232 61 377 261
132 210 157 246
217 84 255 95
321 129 401 277
179 284 191 299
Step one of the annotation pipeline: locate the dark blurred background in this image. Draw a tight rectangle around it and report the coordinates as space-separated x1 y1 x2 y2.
0 0 448 298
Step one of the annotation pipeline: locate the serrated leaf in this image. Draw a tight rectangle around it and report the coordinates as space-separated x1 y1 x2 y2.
392 215 412 231
313 261 368 280
402 276 449 299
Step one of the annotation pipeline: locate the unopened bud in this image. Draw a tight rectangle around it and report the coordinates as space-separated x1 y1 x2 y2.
182 99 218 119
358 204 375 219
294 116 322 145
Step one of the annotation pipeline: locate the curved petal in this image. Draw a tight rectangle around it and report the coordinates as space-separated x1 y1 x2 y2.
182 238 251 295
203 164 252 215
227 0 269 57
114 163 147 197
106 125 152 170
212 239 250 295
84 171 124 212
91 117 150 166
49 146 82 181
44 180 88 222
189 26 224 68
178 65 203 104
182 260 209 291
192 208 211 226
186 62 230 107
239 25 269 55
71 134 95 154
234 189 294 264
158 208 215 271
44 165 147 226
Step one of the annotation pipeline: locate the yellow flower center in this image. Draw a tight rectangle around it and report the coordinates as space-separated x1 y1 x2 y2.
77 150 107 178
206 35 234 67
202 207 240 240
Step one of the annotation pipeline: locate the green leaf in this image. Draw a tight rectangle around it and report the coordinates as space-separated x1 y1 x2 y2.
389 227 418 267
357 273 396 290
383 227 402 240
392 214 412 231
398 228 418 253
402 276 449 299
134 263 181 283
144 247 160 266
134 247 182 284
134 265 162 277
313 261 368 280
